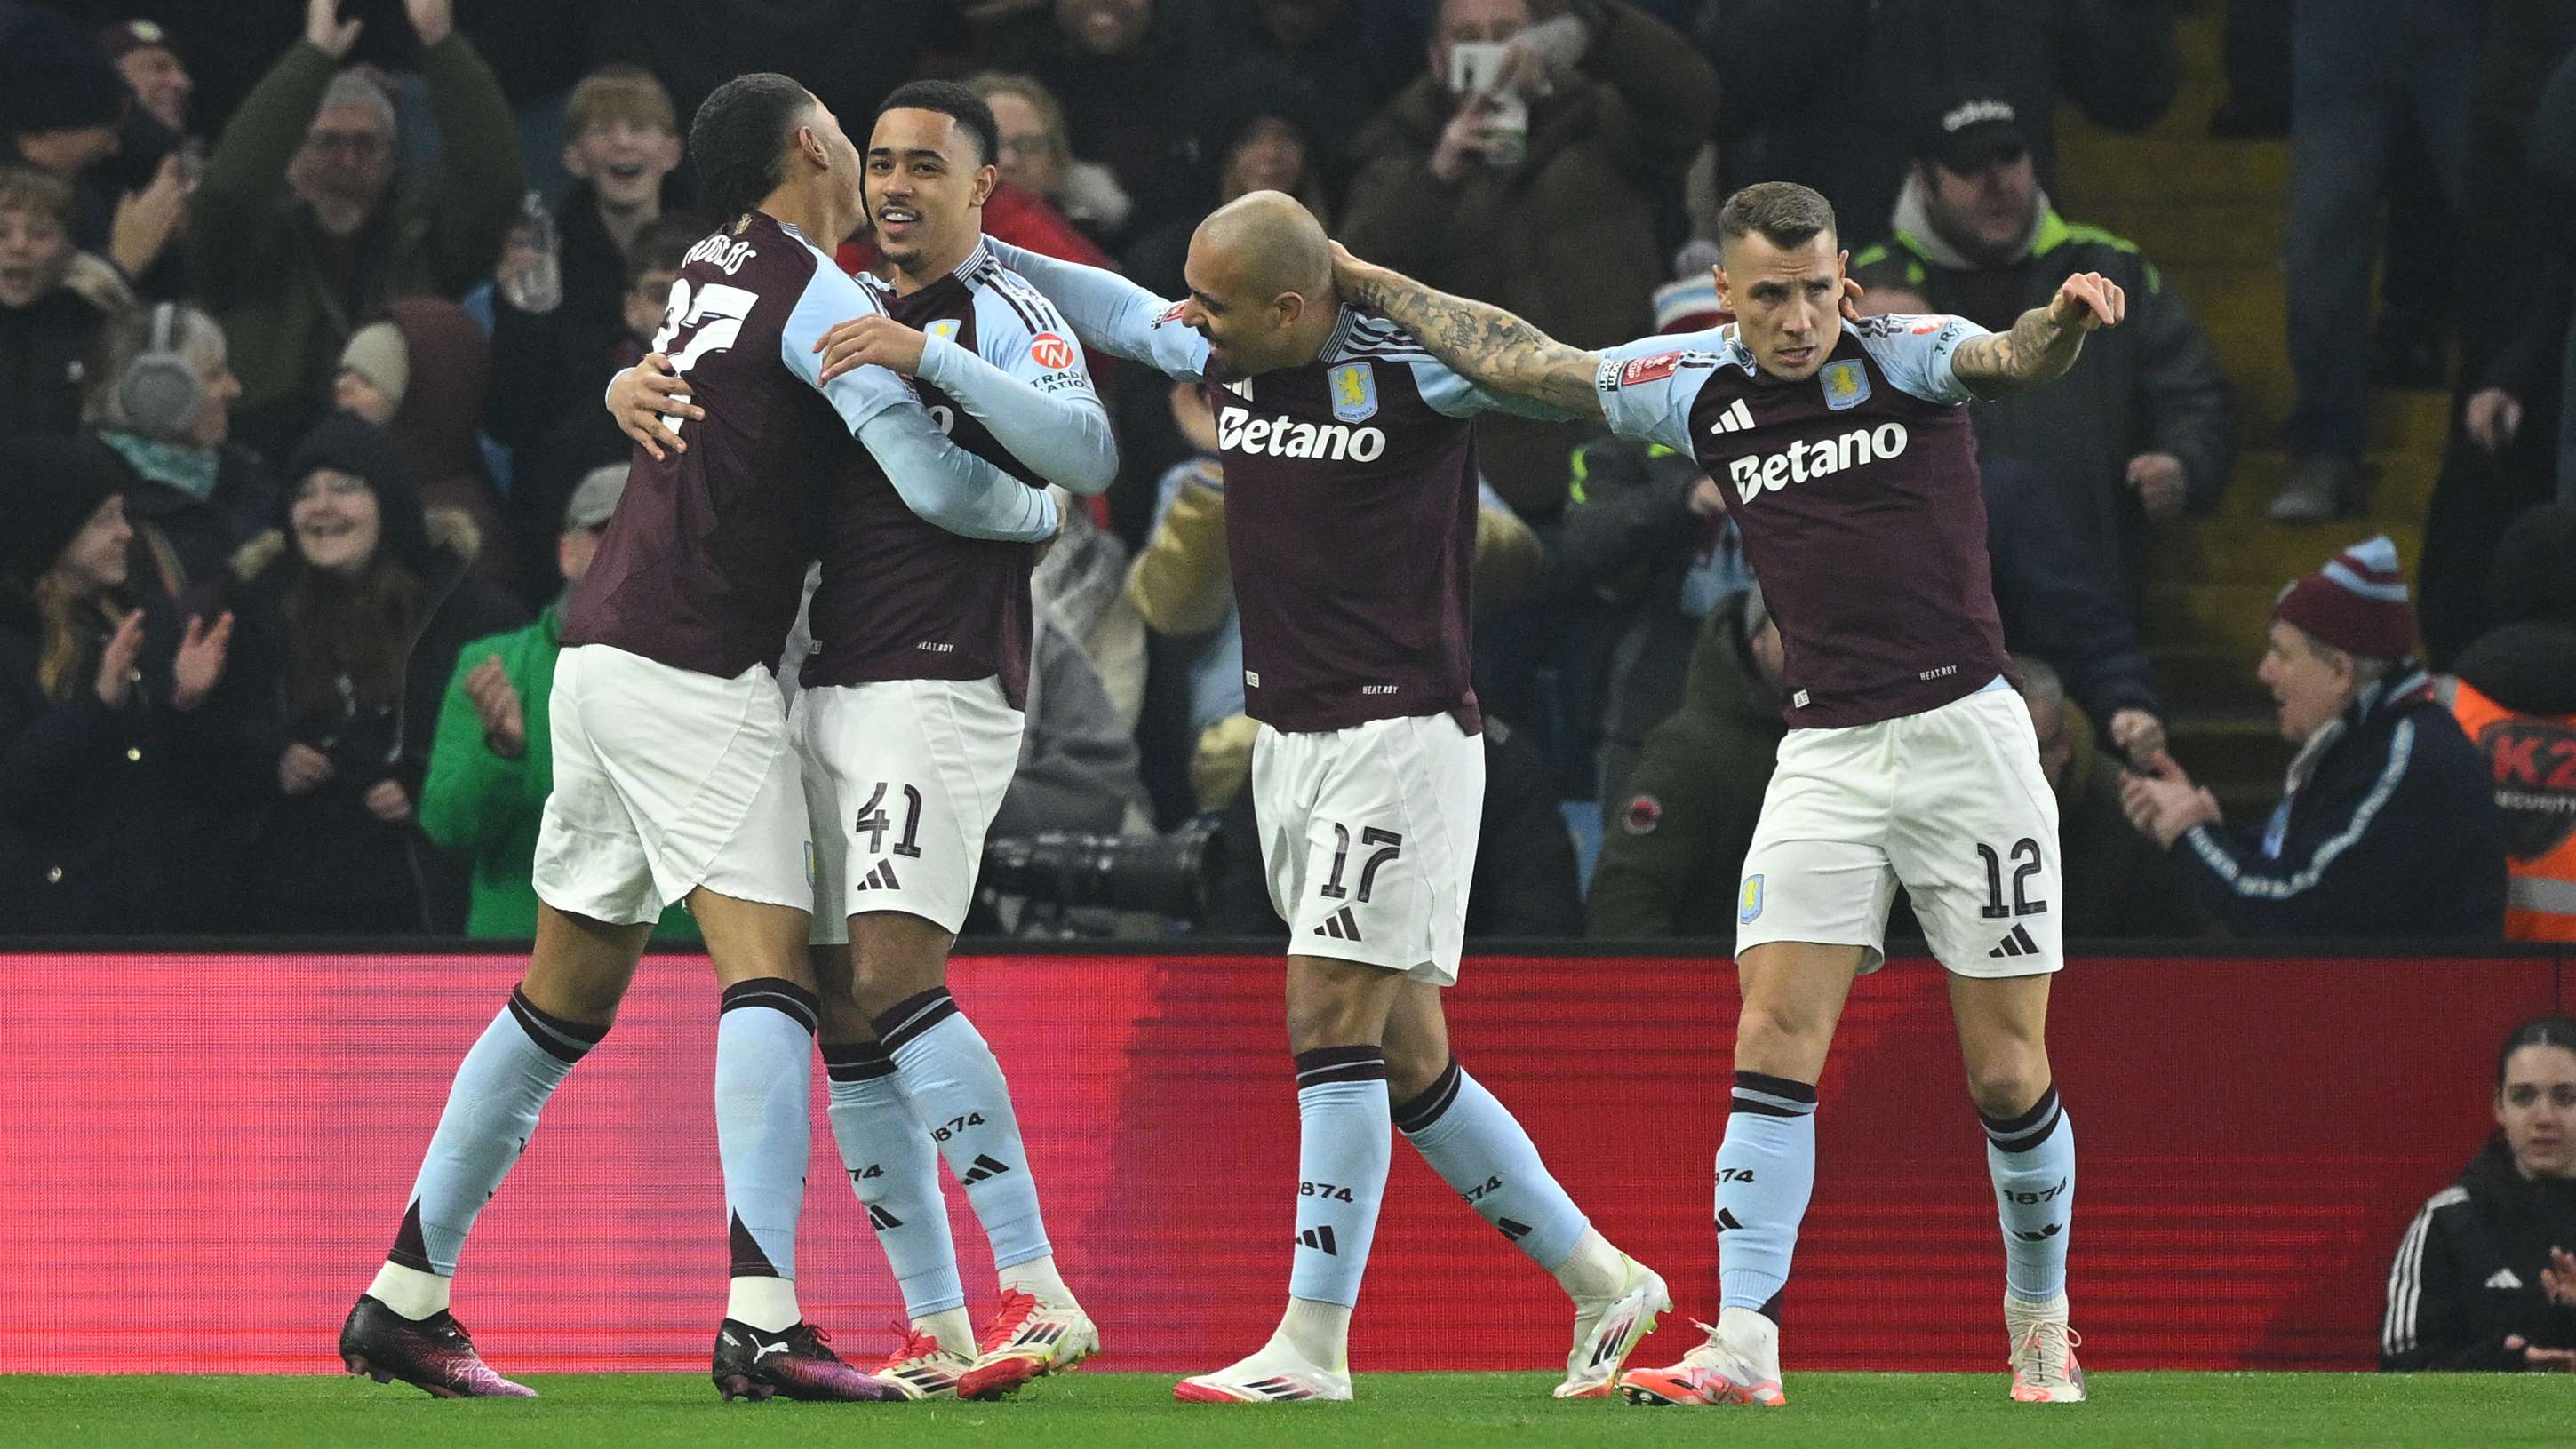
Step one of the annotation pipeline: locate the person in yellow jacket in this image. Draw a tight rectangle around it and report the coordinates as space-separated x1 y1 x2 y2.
2439 503 2576 941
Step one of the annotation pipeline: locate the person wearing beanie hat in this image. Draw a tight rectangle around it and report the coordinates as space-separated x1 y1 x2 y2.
0 6 131 172
98 20 192 136
2122 536 2508 938
333 321 411 426
211 404 522 937
0 429 235 934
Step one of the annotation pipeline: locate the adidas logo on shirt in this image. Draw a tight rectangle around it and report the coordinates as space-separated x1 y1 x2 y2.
2486 1268 2524 1291
1707 397 1755 434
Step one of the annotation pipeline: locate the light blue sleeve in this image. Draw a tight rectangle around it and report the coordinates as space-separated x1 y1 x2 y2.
982 237 1210 382
1406 356 1580 421
853 406 1060 543
909 283 1119 497
1591 330 1726 454
778 254 1058 543
1854 314 1989 405
778 253 913 434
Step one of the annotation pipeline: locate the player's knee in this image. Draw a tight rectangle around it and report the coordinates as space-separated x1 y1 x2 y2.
1734 1003 1835 1070
1966 1052 2052 1120
850 912 952 1016
1284 959 1397 1055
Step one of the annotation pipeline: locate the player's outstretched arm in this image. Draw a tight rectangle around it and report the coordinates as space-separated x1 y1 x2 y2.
1330 243 1606 421
853 405 1062 543
980 239 1209 382
1950 271 2125 396
810 314 1119 497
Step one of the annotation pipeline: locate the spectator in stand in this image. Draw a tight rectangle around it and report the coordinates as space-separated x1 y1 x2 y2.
1168 0 1416 151
1583 586 1783 938
1123 71 1335 301
2381 1015 2576 1372
0 433 231 935
1852 91 2234 597
489 211 701 593
85 302 275 602
1340 0 1719 515
1 4 191 299
100 20 195 137
2121 537 2508 938
214 411 522 934
966 70 1133 251
977 0 1199 238
993 501 1154 841
489 65 686 397
0 166 130 443
1694 0 2178 249
331 298 514 599
2420 20 2576 664
2436 502 2576 941
191 0 522 466
1545 426 1746 809
2211 0 2292 139
2269 0 2493 521
419 465 696 942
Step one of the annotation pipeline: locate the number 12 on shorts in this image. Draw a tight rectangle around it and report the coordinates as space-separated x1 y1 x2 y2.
1977 837 2049 920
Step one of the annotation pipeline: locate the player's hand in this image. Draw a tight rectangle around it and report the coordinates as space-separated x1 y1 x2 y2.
1687 474 1727 518
2107 708 2167 765
2505 1334 2576 1372
609 354 698 461
2465 387 2524 454
2544 1247 2576 1309
1327 239 1383 299
2126 452 2188 520
462 655 526 760
278 742 335 796
171 610 234 712
1033 493 1070 567
1838 275 1866 322
814 314 929 383
305 0 363 57
2046 272 2125 333
363 778 414 824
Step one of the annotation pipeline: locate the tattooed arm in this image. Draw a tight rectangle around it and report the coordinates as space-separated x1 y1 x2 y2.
1951 271 2128 396
1331 243 1608 421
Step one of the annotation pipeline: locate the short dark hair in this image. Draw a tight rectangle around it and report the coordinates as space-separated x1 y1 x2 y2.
689 73 813 221
1715 181 1838 257
876 79 1001 170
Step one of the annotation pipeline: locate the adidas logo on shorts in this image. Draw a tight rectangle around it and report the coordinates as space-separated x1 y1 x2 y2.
1988 924 2041 959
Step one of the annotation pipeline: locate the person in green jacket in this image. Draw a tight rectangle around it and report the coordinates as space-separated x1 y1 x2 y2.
188 0 523 464
419 465 697 942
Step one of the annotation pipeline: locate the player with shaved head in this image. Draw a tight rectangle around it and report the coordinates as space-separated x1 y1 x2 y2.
1335 180 2125 1408
823 189 1671 1403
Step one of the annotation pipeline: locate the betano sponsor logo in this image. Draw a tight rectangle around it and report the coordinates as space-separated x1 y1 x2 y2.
1216 405 1386 462
1725 422 1910 503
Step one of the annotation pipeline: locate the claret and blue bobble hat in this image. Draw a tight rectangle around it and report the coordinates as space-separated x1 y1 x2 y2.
2274 535 2417 661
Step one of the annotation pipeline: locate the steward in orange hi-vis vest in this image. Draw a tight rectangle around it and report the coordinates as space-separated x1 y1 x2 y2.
2439 677 2576 942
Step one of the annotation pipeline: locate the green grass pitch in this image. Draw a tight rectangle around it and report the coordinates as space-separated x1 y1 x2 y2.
1 1372 2561 1447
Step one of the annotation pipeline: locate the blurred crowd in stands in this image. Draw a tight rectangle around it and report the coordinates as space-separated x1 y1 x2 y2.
1 0 2571 945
